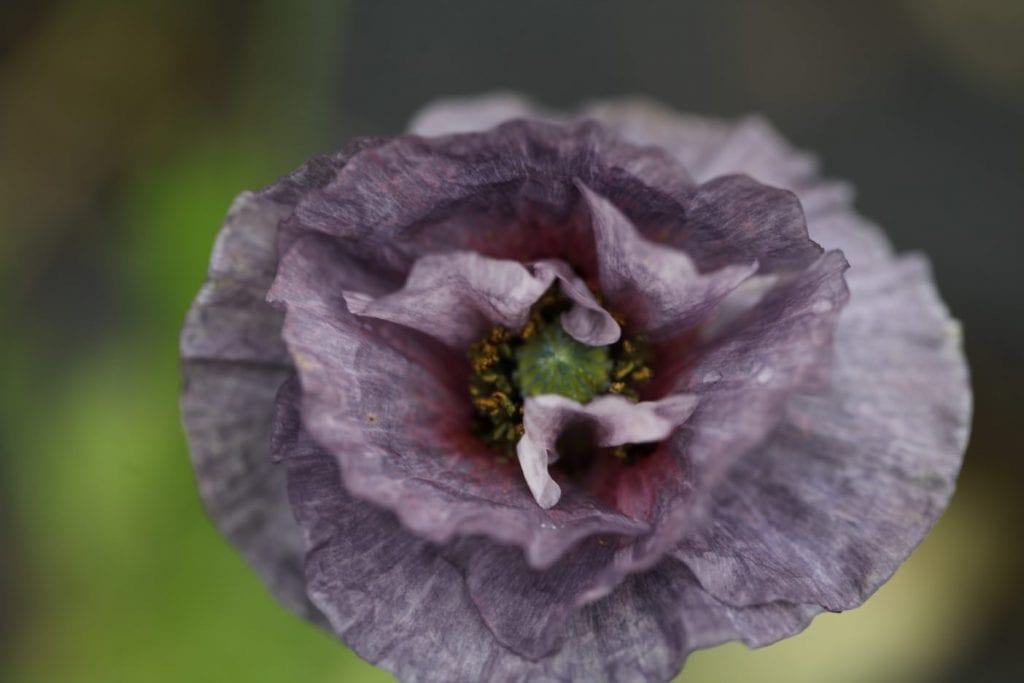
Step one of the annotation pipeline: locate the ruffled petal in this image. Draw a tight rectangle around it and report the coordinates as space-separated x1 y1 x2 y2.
408 94 891 273
279 394 821 682
674 255 971 610
671 250 850 499
578 182 757 337
516 393 699 509
570 250 850 594
181 96 970 682
278 388 810 682
180 188 324 622
180 141 395 624
269 233 649 569
284 118 697 275
582 98 895 271
343 251 619 349
677 174 823 273
342 251 551 348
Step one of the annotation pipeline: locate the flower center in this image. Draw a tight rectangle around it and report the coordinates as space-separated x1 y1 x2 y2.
467 284 654 459
515 325 610 403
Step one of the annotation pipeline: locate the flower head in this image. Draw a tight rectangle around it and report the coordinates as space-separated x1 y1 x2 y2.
181 94 971 682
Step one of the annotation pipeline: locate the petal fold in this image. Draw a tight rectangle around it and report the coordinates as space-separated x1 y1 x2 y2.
674 255 971 611
269 233 649 570
343 251 619 348
578 182 757 338
517 394 698 509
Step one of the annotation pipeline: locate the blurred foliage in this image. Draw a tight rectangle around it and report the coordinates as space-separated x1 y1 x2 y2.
2 1 1022 682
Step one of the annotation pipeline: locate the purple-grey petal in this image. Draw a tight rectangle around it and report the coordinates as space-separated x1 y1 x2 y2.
674 254 971 611
278 387 812 682
677 174 823 273
285 119 699 273
411 95 889 273
180 138 397 624
578 182 757 337
582 99 895 271
576 250 850 589
181 190 320 622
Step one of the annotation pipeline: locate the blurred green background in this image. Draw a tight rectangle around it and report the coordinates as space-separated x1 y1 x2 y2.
2 1 1022 681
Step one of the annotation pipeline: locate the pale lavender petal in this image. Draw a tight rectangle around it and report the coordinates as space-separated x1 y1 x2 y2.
408 92 552 136
578 182 757 337
342 251 620 349
342 251 552 348
517 394 698 509
533 259 621 346
674 255 971 610
581 98 732 175
686 115 819 190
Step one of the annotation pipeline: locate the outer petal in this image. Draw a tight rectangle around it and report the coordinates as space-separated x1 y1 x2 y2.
445 541 821 666
575 251 850 592
268 233 649 569
283 118 695 274
674 255 971 610
408 94 891 272
581 98 895 271
286 119 824 286
578 182 757 338
677 174 822 273
343 251 619 349
180 138 391 624
277 389 814 682
516 393 699 509
180 186 320 620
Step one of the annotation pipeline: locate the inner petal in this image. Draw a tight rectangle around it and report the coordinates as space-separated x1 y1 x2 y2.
516 394 699 509
343 250 620 349
578 181 758 339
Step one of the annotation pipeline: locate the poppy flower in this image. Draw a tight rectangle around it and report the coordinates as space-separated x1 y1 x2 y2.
180 94 971 682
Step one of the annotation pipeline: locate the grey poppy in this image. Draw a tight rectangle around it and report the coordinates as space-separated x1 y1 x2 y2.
180 94 971 682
